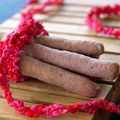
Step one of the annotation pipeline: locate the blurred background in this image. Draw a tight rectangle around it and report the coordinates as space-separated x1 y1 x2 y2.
0 0 27 23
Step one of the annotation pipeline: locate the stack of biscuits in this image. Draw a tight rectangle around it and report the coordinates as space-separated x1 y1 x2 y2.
19 36 119 98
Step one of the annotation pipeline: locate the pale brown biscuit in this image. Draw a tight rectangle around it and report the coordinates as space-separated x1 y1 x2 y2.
25 43 119 81
19 55 101 98
36 35 104 57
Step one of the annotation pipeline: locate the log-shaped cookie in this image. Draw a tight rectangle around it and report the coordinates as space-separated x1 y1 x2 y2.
19 55 101 98
36 36 104 57
25 43 119 80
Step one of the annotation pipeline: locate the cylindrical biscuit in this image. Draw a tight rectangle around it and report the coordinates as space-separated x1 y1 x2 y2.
36 35 104 57
25 43 119 80
19 55 101 98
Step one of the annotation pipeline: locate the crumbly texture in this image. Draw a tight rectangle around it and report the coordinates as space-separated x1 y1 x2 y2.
36 36 104 57
25 43 119 80
19 55 101 98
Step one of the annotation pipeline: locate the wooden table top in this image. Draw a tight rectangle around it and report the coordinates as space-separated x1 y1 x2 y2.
0 0 120 120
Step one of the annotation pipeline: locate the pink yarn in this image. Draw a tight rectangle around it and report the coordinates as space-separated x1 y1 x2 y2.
86 4 120 38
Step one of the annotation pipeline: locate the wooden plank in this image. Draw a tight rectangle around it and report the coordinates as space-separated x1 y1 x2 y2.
48 33 120 55
13 12 87 20
12 5 120 20
93 75 120 120
0 98 93 120
24 2 120 14
0 19 119 40
12 13 120 28
100 53 120 64
65 0 120 6
0 78 119 120
0 80 112 120
0 77 116 120
13 11 120 21
0 87 86 105
1 19 120 54
2 17 120 38
9 79 112 101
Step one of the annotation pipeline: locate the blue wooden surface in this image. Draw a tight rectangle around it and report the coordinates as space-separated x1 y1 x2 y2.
0 0 27 23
